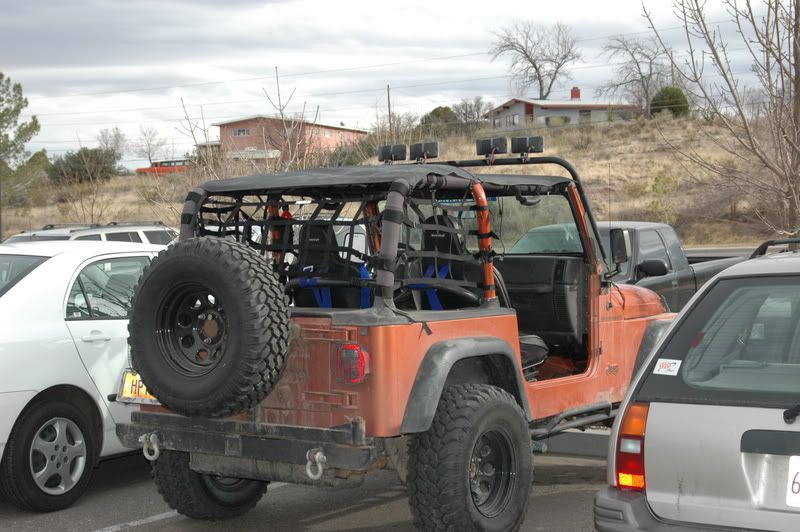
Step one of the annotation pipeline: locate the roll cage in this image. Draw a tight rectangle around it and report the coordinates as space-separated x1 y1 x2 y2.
179 152 606 312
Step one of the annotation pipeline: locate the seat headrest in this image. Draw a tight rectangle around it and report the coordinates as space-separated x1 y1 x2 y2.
422 215 466 255
298 223 338 269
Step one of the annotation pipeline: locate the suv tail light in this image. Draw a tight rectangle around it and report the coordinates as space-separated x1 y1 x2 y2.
615 402 649 491
336 343 370 384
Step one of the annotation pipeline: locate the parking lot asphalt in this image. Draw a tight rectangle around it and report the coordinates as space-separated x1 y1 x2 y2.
0 453 605 531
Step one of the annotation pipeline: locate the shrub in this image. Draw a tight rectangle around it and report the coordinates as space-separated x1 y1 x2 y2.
650 87 689 117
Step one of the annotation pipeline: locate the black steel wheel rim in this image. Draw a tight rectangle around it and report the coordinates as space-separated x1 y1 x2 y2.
156 284 228 377
202 475 250 492
469 428 516 518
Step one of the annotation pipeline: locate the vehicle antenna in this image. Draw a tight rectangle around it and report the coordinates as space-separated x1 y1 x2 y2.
607 162 612 222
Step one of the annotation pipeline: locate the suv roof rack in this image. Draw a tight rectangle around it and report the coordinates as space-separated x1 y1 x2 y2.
105 221 165 227
749 238 800 259
40 223 101 230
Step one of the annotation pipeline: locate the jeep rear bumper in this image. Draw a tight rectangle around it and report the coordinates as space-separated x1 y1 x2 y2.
116 411 379 476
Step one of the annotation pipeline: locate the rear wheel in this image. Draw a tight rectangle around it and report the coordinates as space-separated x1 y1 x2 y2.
152 450 267 520
0 400 97 512
129 238 291 418
407 384 532 531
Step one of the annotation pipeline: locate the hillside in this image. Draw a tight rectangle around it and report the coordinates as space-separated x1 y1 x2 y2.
1 115 770 245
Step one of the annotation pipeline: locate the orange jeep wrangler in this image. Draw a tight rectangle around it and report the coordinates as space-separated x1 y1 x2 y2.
116 137 672 531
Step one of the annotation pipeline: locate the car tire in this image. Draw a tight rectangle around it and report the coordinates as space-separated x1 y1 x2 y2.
407 384 532 532
129 237 291 418
152 450 267 520
0 400 97 512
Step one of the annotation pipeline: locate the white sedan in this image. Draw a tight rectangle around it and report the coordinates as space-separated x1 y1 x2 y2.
0 241 163 512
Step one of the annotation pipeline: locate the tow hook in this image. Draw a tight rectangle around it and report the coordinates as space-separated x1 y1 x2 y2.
140 432 161 462
305 447 327 480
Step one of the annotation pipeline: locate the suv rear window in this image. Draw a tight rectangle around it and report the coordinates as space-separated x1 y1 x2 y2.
143 230 176 245
0 255 47 297
637 276 800 407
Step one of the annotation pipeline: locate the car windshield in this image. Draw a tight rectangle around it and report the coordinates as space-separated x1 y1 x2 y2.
0 254 48 297
638 276 800 406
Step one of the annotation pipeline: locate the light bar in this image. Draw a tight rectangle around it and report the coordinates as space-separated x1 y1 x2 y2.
476 137 507 156
410 142 439 161
511 136 544 154
378 144 407 162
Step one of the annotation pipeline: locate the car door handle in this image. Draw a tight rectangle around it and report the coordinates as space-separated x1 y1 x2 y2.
81 334 111 343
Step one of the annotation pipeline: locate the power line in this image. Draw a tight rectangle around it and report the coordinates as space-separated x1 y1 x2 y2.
25 18 739 105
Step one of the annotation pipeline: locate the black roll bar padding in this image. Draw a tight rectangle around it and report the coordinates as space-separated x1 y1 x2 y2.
179 187 208 240
375 179 409 305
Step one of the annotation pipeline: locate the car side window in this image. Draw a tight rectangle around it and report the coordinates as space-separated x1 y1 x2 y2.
73 234 101 241
143 230 175 245
66 257 149 319
66 280 91 318
106 232 142 243
638 230 672 269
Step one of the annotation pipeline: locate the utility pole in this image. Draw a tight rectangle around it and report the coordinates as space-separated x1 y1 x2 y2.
386 84 393 143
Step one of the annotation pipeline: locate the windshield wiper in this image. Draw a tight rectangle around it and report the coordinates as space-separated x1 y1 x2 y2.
783 404 800 424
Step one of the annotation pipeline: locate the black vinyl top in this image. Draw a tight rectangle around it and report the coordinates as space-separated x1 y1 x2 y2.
199 164 571 196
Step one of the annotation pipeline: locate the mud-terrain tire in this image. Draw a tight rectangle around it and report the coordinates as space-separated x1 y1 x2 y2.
129 237 291 418
0 400 97 512
152 450 267 520
407 384 532 531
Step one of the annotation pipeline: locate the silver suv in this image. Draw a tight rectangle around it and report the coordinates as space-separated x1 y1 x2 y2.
595 239 800 531
4 222 177 245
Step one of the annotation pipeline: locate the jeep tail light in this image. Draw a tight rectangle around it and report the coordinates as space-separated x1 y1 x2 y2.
336 343 370 384
615 402 649 491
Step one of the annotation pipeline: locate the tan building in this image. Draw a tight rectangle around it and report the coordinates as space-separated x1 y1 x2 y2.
209 116 368 162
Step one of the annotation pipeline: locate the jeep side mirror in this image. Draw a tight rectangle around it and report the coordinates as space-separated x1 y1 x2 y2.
638 259 669 278
609 228 628 265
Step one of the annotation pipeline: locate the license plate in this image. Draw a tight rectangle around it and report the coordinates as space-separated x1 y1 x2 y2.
117 369 159 405
786 456 800 508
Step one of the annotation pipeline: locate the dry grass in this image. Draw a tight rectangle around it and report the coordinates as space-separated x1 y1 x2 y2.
2 116 771 244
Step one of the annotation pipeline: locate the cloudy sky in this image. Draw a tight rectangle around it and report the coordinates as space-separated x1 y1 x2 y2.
1 0 741 169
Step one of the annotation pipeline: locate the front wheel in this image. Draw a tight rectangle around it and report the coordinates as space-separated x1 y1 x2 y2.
407 384 532 531
152 450 268 520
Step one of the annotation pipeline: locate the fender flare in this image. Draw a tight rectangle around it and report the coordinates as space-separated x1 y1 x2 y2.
400 337 532 434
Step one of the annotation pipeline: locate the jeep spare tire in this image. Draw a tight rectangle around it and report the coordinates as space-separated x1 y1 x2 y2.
129 238 291 418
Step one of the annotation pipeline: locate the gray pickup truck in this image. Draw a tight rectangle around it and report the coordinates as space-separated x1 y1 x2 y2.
596 221 745 311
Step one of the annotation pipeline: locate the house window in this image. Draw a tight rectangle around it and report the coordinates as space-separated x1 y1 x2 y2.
324 130 332 138
232 128 250 136
512 114 520 126
579 110 591 124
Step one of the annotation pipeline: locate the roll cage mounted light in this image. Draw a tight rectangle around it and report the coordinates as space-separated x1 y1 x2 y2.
378 144 407 164
409 142 439 163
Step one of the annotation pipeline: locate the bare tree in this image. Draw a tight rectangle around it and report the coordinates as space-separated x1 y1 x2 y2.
452 96 494 123
490 22 582 99
596 36 670 116
645 0 800 235
136 125 167 164
96 127 128 159
263 67 321 172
